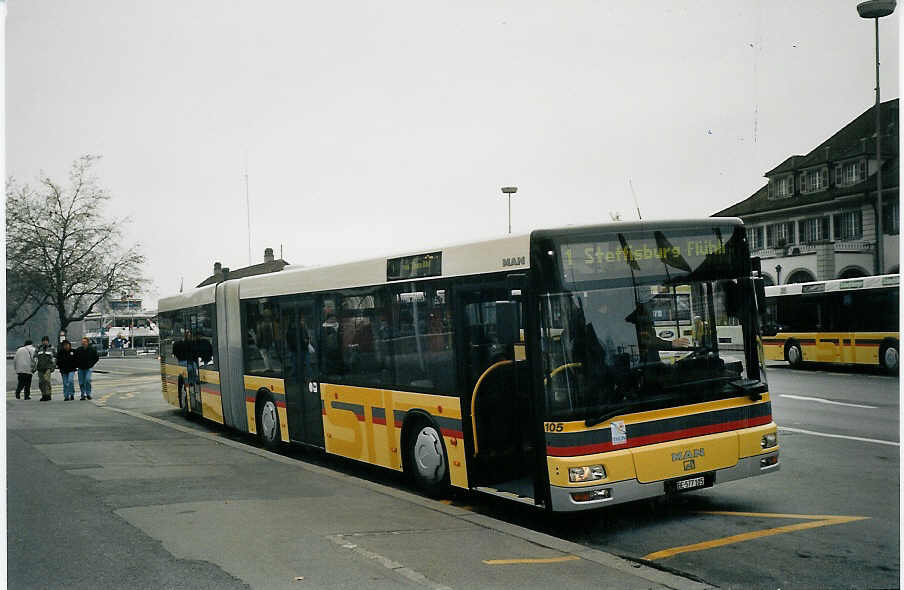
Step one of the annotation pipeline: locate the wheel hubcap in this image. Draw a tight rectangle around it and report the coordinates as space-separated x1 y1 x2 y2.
789 346 800 364
261 401 278 441
885 347 898 369
413 427 444 482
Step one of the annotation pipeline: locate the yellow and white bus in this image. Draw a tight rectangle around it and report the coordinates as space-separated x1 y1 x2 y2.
159 218 779 511
762 274 900 372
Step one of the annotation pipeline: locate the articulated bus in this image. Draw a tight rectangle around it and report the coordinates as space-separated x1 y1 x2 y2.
158 218 779 511
762 274 900 372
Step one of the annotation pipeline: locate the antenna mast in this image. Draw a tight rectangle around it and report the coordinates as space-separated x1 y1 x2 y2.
629 179 642 220
244 152 251 266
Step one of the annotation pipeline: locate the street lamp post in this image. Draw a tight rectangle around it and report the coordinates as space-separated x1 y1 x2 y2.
857 0 896 275
501 186 518 234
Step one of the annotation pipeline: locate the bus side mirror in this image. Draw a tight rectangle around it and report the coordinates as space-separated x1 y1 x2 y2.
495 301 520 347
723 281 741 316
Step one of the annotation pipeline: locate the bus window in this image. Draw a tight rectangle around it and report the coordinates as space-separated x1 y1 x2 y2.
243 299 282 377
389 282 454 393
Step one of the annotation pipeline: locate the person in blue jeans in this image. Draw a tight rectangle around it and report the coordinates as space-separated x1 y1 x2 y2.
74 337 99 400
57 340 78 400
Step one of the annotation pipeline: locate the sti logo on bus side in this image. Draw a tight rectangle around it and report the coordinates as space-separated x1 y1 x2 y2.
502 256 526 267
672 448 705 462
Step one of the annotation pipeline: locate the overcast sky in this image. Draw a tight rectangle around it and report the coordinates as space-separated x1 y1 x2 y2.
7 1 899 305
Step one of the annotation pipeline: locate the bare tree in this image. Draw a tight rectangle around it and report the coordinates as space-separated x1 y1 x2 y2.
6 155 146 334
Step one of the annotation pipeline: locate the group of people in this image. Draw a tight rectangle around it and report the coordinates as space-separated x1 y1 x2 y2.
13 337 99 401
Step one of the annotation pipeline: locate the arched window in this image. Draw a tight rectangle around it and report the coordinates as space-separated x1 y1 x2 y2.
838 267 868 279
786 269 816 284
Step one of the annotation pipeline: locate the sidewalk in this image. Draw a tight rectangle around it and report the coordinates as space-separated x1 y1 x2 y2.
7 396 711 590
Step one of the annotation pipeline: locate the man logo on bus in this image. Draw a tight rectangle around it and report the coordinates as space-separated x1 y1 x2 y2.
502 256 526 268
672 448 704 462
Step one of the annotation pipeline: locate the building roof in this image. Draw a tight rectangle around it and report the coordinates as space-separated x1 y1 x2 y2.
715 99 899 218
196 259 289 288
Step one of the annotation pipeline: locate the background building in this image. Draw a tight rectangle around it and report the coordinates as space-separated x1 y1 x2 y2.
196 247 290 288
715 99 899 285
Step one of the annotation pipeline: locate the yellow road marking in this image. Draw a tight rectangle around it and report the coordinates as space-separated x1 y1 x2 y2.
697 510 843 520
644 512 869 561
94 392 117 406
483 556 581 565
439 499 474 512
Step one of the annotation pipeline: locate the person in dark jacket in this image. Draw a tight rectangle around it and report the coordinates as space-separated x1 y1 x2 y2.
74 337 99 400
57 340 78 401
35 336 56 401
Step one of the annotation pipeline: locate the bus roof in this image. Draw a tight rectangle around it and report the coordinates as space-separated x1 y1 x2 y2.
158 217 745 309
765 274 900 297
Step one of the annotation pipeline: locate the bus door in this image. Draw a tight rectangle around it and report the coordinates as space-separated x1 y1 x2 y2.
454 280 538 504
816 294 843 363
281 296 325 447
836 292 856 363
183 311 203 415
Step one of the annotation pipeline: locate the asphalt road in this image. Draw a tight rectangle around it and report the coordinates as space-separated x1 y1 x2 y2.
8 358 899 589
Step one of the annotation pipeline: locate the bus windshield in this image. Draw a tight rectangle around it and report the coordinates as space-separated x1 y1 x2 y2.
536 225 763 423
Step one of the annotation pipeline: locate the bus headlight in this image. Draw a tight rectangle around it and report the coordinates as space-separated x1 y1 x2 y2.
761 432 778 449
569 465 606 482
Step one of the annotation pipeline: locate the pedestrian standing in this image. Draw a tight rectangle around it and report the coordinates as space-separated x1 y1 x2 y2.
13 340 36 400
35 336 56 401
74 337 99 400
56 340 78 401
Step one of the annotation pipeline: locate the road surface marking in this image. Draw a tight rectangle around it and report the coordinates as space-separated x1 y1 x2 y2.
779 394 877 409
326 534 452 590
779 426 898 446
438 499 474 512
644 512 869 561
483 556 581 565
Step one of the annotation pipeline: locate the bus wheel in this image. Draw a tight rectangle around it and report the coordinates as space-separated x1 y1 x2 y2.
785 341 803 368
880 341 899 374
406 419 449 497
256 393 281 450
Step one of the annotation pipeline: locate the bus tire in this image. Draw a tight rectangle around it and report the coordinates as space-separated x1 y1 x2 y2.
256 391 281 450
880 340 899 374
785 341 803 368
404 416 449 498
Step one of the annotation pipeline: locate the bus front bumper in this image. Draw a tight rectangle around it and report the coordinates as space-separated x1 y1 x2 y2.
549 450 780 512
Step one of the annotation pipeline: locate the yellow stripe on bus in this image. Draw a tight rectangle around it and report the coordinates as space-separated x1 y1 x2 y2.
243 375 285 394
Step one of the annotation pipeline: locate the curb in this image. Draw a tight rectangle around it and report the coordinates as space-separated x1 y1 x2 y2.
102 405 713 590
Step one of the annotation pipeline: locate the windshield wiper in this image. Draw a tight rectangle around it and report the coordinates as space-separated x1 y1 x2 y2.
727 378 768 400
585 406 634 428
663 375 767 400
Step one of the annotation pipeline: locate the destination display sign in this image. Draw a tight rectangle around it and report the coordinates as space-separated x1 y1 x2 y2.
387 252 442 282
558 228 742 284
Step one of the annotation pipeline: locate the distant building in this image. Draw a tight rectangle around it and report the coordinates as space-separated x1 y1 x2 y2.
81 296 158 356
715 99 899 285
196 247 290 288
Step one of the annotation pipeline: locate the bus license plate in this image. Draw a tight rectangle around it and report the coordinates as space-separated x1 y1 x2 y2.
675 476 706 491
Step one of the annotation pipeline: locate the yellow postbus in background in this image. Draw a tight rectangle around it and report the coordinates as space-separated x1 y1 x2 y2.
762 274 899 373
158 218 779 511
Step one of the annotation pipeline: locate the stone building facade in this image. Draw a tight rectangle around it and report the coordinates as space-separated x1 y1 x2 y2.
715 99 899 285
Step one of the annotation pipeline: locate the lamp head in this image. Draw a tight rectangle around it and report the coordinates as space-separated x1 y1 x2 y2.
857 0 896 18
